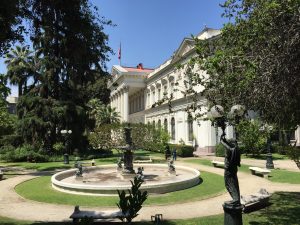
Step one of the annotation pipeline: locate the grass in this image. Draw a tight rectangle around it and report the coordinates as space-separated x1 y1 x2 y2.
1 192 300 225
0 150 165 172
185 158 300 184
15 171 225 207
242 153 289 160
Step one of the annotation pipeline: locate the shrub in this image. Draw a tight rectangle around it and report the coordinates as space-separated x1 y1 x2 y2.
237 120 268 156
0 134 23 147
0 144 49 162
285 145 300 169
117 177 148 223
169 144 194 157
0 145 15 154
88 123 124 150
215 143 226 157
53 142 65 154
272 143 287 155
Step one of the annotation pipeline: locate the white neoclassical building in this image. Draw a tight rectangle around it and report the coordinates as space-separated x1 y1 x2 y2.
108 27 300 154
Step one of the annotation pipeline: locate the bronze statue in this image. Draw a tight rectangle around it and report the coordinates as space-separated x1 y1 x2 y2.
220 133 241 206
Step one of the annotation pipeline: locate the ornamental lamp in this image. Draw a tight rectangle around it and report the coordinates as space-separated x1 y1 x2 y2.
230 104 245 117
209 105 224 118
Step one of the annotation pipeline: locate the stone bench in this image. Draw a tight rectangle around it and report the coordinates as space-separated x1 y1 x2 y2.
241 188 271 212
134 156 152 163
211 160 225 168
249 167 271 178
70 206 127 223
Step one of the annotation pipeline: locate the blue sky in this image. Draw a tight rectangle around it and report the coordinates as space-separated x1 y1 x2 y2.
1 0 227 96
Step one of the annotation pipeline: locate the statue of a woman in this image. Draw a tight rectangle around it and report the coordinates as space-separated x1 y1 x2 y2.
220 134 241 206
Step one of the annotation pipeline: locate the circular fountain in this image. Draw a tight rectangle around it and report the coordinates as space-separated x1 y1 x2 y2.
51 125 200 196
51 163 200 196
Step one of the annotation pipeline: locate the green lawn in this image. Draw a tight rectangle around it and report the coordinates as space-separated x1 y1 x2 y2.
242 153 289 160
185 158 300 184
1 192 300 225
0 150 165 172
15 171 225 207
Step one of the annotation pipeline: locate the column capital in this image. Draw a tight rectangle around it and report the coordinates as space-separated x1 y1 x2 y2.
123 85 129 92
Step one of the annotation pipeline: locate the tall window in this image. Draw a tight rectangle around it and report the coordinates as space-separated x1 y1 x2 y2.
152 91 155 104
171 82 174 92
152 120 155 128
158 88 161 100
171 117 175 140
164 118 168 131
163 85 167 95
147 93 150 107
188 115 193 141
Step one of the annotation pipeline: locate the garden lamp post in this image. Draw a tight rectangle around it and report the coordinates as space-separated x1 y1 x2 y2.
208 104 245 225
260 125 274 169
61 129 72 164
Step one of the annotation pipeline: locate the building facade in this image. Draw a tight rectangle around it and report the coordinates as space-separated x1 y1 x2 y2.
108 28 300 154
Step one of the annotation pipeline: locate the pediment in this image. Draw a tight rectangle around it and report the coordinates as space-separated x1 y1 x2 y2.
171 38 195 62
111 65 127 76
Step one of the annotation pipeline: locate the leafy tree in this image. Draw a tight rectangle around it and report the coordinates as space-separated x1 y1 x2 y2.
0 74 16 137
0 0 30 56
15 0 112 151
4 45 33 96
0 74 10 102
183 0 300 130
88 99 120 128
236 119 268 156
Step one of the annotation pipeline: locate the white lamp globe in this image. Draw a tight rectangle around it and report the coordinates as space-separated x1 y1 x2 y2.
230 105 245 117
209 105 224 118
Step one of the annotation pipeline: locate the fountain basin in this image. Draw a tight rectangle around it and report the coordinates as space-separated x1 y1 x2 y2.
51 164 200 196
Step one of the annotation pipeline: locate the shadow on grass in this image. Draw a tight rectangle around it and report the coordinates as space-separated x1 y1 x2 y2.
0 220 176 225
247 192 300 225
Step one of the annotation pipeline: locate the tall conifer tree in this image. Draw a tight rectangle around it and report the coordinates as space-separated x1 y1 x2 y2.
17 0 112 151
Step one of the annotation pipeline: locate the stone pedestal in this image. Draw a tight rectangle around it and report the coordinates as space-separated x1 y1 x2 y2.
223 203 243 225
122 149 135 175
266 153 274 169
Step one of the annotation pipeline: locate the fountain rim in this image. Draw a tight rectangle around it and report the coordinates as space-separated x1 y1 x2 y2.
51 163 200 195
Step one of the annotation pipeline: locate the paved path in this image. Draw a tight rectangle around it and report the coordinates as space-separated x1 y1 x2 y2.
0 161 300 222
199 155 300 171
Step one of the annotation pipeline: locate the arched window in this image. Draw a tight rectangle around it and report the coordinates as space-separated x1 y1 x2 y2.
158 119 161 128
171 117 175 140
152 120 155 128
164 118 168 131
188 115 193 141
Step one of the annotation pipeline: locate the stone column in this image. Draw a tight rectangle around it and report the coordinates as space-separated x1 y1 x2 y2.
144 90 147 110
120 91 124 121
118 92 121 118
167 77 170 98
148 90 152 108
123 86 129 122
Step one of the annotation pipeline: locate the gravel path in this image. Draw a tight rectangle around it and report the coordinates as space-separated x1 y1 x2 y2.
0 161 300 222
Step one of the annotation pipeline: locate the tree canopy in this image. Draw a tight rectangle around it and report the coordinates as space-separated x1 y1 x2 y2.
0 0 30 56
187 0 300 129
2 0 112 152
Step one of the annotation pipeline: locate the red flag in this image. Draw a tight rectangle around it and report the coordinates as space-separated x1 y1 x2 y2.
118 43 121 60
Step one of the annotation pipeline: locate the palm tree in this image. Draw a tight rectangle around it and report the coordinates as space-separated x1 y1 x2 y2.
98 105 120 125
87 99 120 127
4 45 33 96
